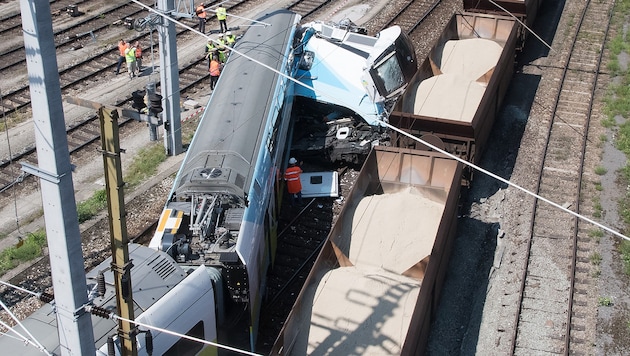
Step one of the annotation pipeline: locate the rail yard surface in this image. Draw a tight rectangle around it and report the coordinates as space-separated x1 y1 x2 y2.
0 0 628 354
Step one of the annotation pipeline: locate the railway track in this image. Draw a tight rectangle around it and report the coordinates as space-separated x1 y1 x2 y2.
1 2 149 75
380 0 440 34
509 0 614 354
257 167 356 352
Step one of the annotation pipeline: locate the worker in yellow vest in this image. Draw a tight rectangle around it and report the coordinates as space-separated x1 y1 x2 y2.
216 6 227 33
124 46 137 79
204 38 216 67
225 31 236 46
216 33 228 63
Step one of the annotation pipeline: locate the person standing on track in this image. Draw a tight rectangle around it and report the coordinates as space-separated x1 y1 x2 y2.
133 41 142 72
205 38 216 67
209 54 221 90
125 45 137 79
284 157 303 206
196 3 207 34
216 5 228 33
115 39 128 75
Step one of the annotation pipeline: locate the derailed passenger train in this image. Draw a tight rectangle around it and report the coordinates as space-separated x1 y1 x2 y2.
148 9 302 352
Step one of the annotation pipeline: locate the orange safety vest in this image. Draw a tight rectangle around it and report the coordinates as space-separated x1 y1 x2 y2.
209 60 221 76
118 42 128 56
196 5 206 18
284 166 302 194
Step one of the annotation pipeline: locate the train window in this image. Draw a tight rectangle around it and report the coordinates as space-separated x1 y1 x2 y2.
371 52 405 95
163 321 204 355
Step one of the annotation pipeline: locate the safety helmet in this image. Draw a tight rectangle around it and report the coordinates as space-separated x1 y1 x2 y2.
218 33 223 37
289 157 297 165
226 31 232 36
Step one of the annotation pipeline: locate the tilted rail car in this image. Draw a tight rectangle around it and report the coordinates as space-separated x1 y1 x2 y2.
148 8 302 352
270 146 463 355
288 19 417 164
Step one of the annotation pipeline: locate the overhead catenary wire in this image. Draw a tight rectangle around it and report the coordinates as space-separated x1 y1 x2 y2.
487 0 553 51
84 305 262 356
0 298 52 355
0 278 261 355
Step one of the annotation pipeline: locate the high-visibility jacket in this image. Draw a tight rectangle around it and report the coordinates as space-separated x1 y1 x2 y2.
216 7 227 20
118 42 128 56
284 166 302 194
226 34 236 45
196 5 206 18
209 59 221 76
125 48 136 63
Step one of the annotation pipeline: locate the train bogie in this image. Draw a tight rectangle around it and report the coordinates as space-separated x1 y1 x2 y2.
270 146 463 355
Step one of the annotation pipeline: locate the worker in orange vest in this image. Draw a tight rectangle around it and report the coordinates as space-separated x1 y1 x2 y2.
115 39 129 75
209 54 221 90
284 157 303 206
196 3 207 34
133 41 142 72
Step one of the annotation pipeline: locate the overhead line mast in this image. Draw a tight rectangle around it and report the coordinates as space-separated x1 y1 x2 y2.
18 0 95 354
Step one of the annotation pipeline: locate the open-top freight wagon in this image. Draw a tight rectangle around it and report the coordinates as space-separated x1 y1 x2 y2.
389 0 543 181
388 11 520 183
270 146 463 355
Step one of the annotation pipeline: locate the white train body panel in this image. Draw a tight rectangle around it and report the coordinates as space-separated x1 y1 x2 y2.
294 22 417 126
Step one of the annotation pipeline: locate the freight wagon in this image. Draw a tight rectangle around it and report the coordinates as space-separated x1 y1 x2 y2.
270 146 463 355
388 11 519 183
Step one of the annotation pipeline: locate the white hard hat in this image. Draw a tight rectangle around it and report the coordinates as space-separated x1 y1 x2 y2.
218 33 223 37
289 157 297 165
226 31 232 36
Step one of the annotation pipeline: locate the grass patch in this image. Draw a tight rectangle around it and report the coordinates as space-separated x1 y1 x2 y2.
593 197 603 218
74 141 170 223
76 189 108 223
589 228 604 243
0 230 47 276
598 296 613 306
595 166 608 175
124 142 167 188
590 251 602 266
621 240 630 275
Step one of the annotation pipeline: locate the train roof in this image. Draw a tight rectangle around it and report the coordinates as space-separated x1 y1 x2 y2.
172 9 301 199
0 244 188 354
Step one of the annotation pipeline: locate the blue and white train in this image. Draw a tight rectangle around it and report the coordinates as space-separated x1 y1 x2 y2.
289 19 417 164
